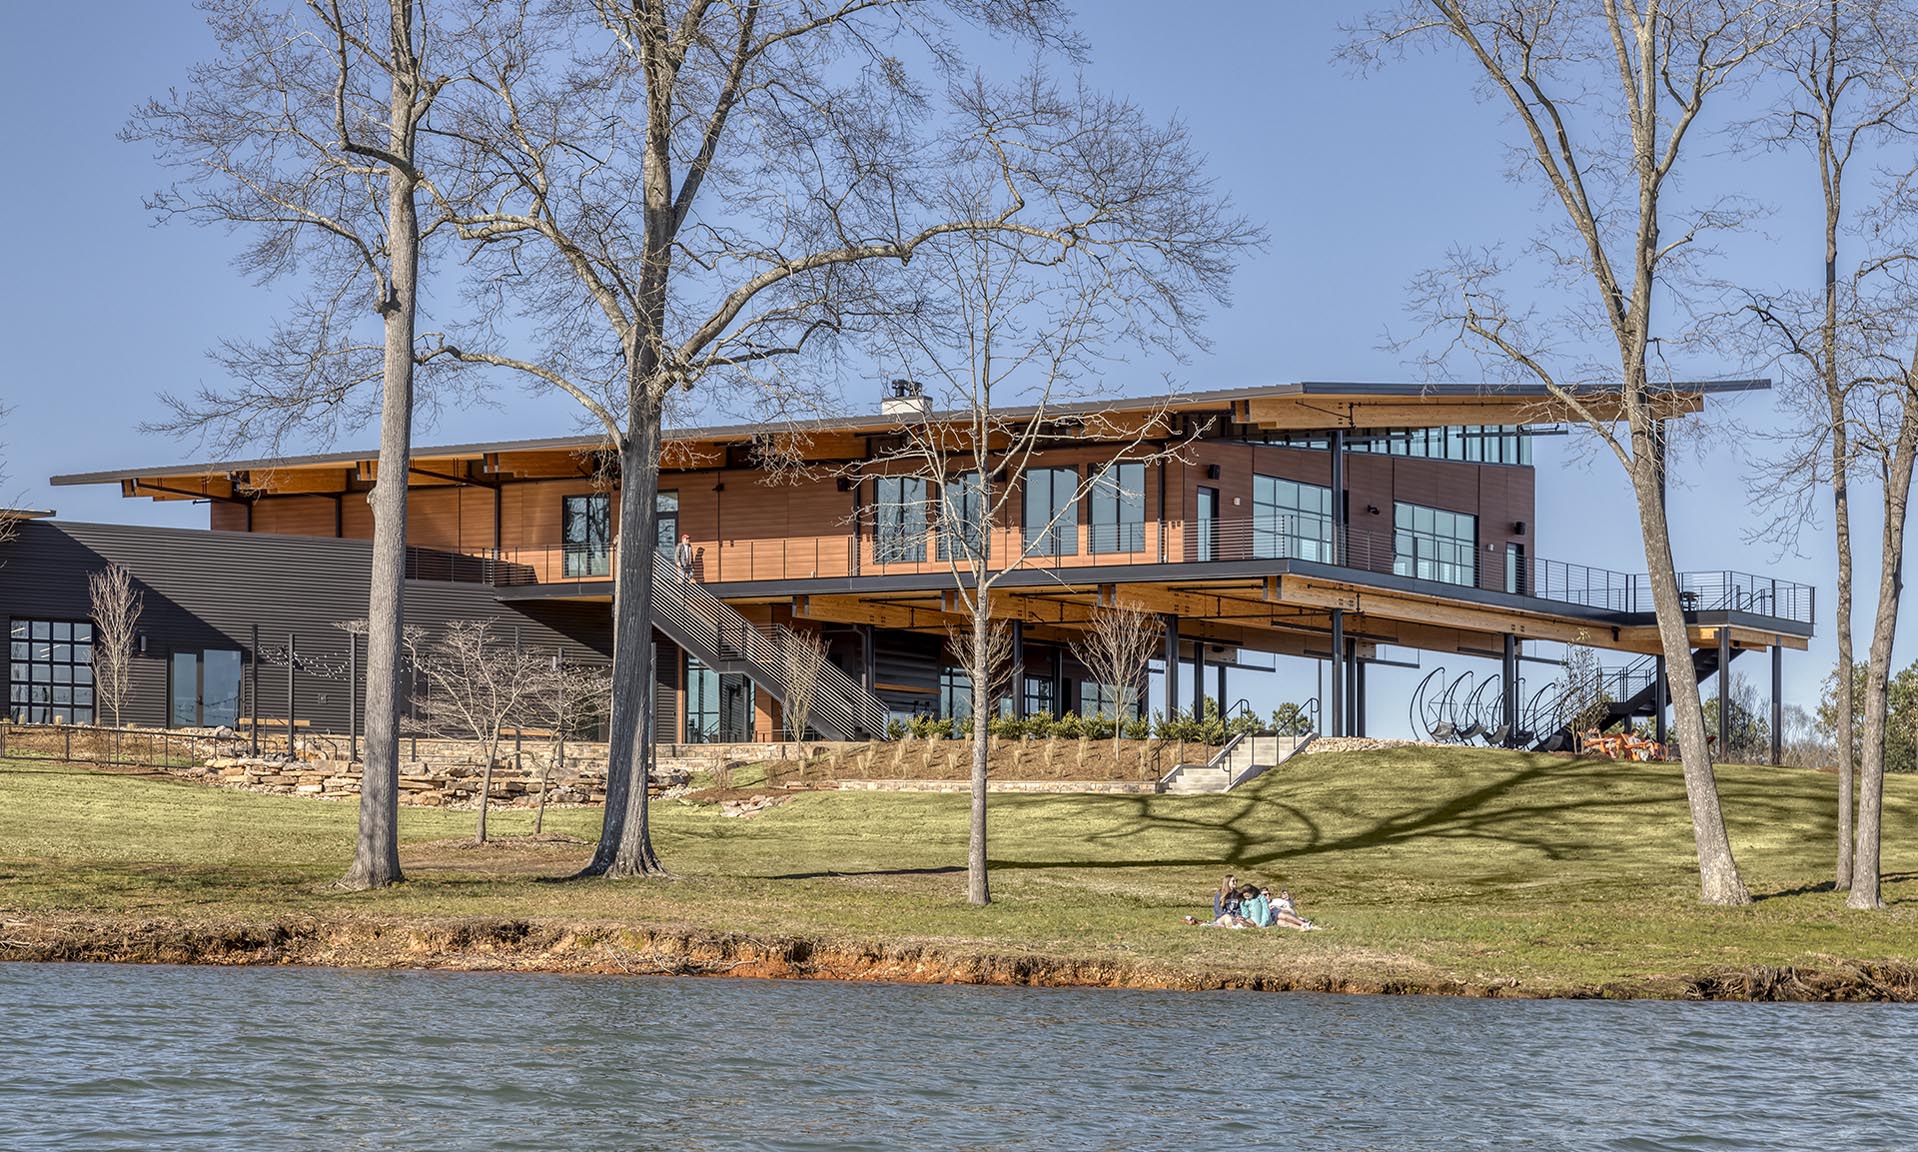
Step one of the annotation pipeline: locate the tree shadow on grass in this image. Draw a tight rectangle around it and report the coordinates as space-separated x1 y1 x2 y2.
768 754 1671 881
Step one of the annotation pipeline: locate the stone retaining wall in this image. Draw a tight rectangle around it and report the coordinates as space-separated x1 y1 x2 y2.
175 757 692 809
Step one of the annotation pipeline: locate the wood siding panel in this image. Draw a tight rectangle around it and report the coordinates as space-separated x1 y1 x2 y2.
250 495 338 538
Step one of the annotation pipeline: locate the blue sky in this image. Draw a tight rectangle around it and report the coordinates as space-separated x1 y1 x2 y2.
1 3 1906 733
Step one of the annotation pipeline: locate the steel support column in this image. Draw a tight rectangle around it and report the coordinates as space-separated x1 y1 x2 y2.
1771 639 1783 767
1218 663 1229 720
1192 641 1206 717
1011 620 1026 720
1502 633 1518 747
1654 655 1668 746
1329 609 1345 737
1352 651 1366 737
1161 615 1179 721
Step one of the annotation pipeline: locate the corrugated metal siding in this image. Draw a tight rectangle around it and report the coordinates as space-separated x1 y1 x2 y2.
0 520 612 733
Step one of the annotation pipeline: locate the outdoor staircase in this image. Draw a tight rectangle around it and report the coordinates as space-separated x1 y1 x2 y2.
1530 646 1745 752
1159 734 1314 794
649 567 888 741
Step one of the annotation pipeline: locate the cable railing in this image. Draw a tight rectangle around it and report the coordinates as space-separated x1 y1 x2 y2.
409 516 1814 627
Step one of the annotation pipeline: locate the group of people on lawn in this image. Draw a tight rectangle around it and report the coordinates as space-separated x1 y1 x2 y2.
1185 874 1318 930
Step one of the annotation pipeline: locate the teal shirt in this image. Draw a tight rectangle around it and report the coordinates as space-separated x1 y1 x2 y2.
1241 893 1271 926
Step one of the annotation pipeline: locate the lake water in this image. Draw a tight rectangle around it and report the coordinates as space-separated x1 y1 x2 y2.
1 963 1913 1150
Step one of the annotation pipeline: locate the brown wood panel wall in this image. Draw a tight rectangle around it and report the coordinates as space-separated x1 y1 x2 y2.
249 495 338 538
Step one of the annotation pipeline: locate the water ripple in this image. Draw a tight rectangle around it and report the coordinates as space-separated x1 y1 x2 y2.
0 965 1913 1150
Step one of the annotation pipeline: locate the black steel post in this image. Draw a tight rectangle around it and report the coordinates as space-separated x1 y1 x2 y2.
1329 609 1345 738
1771 639 1783 767
1654 654 1668 746
347 632 358 763
1192 641 1206 717
1161 615 1179 720
286 632 297 758
250 624 260 755
1353 652 1367 737
1218 662 1229 720
1502 634 1518 747
1011 620 1027 720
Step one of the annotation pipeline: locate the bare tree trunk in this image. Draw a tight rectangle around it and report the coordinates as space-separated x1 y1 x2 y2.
968 605 991 906
475 737 495 844
1632 427 1751 906
1849 407 1916 909
586 397 666 878
340 9 419 891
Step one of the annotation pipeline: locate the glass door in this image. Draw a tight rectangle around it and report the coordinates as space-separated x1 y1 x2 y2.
685 657 720 743
562 494 612 577
171 649 245 727
1195 487 1220 562
170 652 199 727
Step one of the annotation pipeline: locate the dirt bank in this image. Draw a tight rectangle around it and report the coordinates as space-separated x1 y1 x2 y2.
5 915 1914 1002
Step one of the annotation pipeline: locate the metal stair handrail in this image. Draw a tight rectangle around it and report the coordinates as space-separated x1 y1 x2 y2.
650 567 887 740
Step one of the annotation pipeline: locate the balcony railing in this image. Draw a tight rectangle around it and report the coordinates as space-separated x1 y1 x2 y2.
412 515 1814 627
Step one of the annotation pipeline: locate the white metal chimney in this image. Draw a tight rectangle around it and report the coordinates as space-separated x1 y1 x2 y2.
880 378 930 418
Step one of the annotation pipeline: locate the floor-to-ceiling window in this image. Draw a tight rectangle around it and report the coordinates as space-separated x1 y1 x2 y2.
937 471 986 562
1022 467 1079 556
8 619 94 724
939 665 972 720
562 493 612 577
1088 460 1145 554
1194 487 1220 562
683 656 754 742
873 476 929 563
1394 502 1478 588
1252 476 1334 561
655 490 679 556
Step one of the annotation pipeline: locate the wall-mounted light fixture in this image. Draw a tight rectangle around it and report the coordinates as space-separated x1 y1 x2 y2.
1205 464 1221 480
136 631 148 656
1366 504 1380 515
836 477 855 491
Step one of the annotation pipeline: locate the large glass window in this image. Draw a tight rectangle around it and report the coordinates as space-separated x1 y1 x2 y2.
654 490 679 555
562 493 612 577
1022 467 1079 556
939 666 973 720
1394 502 1479 588
873 476 929 563
9 619 94 724
1252 476 1334 561
1023 674 1056 718
1088 461 1146 554
938 471 986 562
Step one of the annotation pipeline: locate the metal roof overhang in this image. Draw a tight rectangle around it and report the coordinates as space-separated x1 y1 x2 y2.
52 378 1770 492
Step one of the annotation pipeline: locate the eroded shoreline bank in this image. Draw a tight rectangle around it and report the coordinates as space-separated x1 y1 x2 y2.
5 916 1915 1003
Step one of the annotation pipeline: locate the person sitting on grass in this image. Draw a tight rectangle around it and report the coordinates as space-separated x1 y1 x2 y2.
1212 874 1239 921
1263 887 1319 931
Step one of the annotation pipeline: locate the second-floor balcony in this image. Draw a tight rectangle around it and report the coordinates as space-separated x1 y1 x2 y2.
407 512 1815 631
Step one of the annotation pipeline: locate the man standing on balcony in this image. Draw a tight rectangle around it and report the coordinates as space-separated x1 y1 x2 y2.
675 534 696 583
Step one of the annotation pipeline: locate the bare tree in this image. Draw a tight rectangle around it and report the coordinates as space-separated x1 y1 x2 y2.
1740 0 1918 890
126 0 471 890
852 139 1257 901
1841 307 1918 908
88 564 144 728
404 620 546 843
532 657 612 836
777 628 831 752
1072 601 1163 755
1351 1 1805 904
428 4 1250 880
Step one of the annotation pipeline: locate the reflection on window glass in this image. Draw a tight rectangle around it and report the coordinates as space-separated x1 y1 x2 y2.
1252 476 1334 561
874 476 929 563
1089 461 1145 554
1393 502 1478 588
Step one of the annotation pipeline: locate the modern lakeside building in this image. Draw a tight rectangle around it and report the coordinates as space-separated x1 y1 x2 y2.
3 381 1814 758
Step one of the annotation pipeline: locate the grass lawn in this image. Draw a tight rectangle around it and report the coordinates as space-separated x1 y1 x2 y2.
2 747 1914 994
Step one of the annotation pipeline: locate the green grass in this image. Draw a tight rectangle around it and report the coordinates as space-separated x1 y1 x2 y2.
2 749 1914 990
